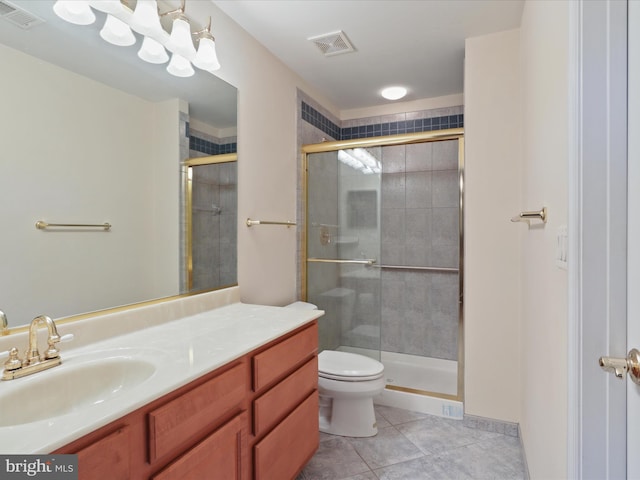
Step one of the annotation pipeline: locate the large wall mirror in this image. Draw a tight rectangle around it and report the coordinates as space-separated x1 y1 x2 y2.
0 1 237 330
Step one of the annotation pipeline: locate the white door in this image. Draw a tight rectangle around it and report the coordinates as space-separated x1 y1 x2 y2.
596 1 640 477
574 1 628 478
627 1 640 476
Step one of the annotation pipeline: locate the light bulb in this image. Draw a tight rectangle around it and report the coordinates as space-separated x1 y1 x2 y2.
100 15 136 46
138 36 169 64
193 37 220 71
167 53 194 78
53 0 95 25
131 0 163 36
168 15 196 58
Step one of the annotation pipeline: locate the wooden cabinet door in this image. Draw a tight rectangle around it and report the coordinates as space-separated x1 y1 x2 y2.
76 426 130 480
254 392 319 480
152 412 248 480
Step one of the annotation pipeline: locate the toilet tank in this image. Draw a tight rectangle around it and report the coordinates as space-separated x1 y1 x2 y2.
285 301 318 310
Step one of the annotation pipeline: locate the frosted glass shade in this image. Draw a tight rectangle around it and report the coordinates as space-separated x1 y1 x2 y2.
138 36 169 64
89 0 124 15
100 15 136 47
166 53 194 78
131 0 163 36
193 37 220 71
168 16 196 58
381 86 408 100
53 0 95 25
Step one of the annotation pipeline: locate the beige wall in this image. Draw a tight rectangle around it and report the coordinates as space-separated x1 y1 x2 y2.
520 1 569 478
0 44 180 324
465 3 570 476
463 28 523 423
207 5 337 306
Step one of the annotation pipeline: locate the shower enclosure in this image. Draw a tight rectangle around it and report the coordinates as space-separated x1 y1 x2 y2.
184 154 238 292
303 130 464 416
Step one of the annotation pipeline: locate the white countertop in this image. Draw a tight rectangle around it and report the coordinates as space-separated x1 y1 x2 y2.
0 302 323 454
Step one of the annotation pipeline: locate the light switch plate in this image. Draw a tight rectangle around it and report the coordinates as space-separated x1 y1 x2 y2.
556 225 568 269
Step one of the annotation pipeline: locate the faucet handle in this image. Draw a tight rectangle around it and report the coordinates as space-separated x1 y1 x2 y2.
43 333 74 360
2 348 22 371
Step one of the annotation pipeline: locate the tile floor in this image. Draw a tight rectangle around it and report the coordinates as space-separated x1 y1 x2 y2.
297 405 527 480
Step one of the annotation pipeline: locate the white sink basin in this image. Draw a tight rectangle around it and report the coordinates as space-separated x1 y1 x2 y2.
0 353 156 427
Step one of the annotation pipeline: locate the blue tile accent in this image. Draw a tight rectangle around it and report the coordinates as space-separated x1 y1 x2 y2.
301 102 464 141
189 135 237 155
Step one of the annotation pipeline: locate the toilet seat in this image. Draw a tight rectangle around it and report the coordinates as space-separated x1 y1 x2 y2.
318 350 384 382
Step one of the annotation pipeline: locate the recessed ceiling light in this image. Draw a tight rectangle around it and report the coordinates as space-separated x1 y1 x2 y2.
381 86 408 101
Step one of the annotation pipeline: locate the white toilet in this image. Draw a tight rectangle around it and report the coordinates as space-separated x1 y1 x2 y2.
286 302 385 437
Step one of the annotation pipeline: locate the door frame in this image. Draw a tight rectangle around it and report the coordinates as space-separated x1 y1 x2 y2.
568 0 628 477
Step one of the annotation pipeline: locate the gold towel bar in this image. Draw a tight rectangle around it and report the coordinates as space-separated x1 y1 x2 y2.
36 221 111 231
246 218 296 227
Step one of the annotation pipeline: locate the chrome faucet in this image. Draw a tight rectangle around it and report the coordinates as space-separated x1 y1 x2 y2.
2 315 65 381
0 310 7 335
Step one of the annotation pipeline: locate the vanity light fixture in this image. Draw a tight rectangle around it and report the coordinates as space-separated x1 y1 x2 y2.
52 0 221 78
381 86 408 101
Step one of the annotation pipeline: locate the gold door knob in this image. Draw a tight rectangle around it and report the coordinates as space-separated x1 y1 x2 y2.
599 348 640 385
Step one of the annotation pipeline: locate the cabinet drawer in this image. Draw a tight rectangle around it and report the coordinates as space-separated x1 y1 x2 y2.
149 362 247 462
253 356 317 437
152 412 248 480
76 426 130 480
252 323 317 392
254 392 319 480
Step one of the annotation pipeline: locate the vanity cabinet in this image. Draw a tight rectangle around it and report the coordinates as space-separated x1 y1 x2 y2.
54 321 318 480
251 324 319 479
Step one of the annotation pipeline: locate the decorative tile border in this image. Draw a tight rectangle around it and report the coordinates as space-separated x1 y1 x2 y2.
186 123 237 155
189 136 237 155
301 101 341 140
302 101 463 141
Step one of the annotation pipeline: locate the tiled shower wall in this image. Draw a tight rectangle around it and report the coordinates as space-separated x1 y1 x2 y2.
298 91 462 360
378 140 460 360
190 162 238 291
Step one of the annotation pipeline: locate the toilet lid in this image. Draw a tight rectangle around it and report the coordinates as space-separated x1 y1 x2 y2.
318 350 384 380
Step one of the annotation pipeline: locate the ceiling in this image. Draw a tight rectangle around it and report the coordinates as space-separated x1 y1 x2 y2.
213 0 525 111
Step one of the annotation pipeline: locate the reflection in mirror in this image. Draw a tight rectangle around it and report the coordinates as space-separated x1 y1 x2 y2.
0 1 237 330
184 154 238 292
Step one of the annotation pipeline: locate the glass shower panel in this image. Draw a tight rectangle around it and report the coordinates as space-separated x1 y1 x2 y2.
306 136 463 400
306 148 382 359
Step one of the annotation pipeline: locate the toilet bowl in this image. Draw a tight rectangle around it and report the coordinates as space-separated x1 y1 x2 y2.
286 301 385 437
318 350 385 437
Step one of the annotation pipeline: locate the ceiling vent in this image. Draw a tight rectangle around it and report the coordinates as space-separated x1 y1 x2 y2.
309 30 355 57
0 0 44 29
